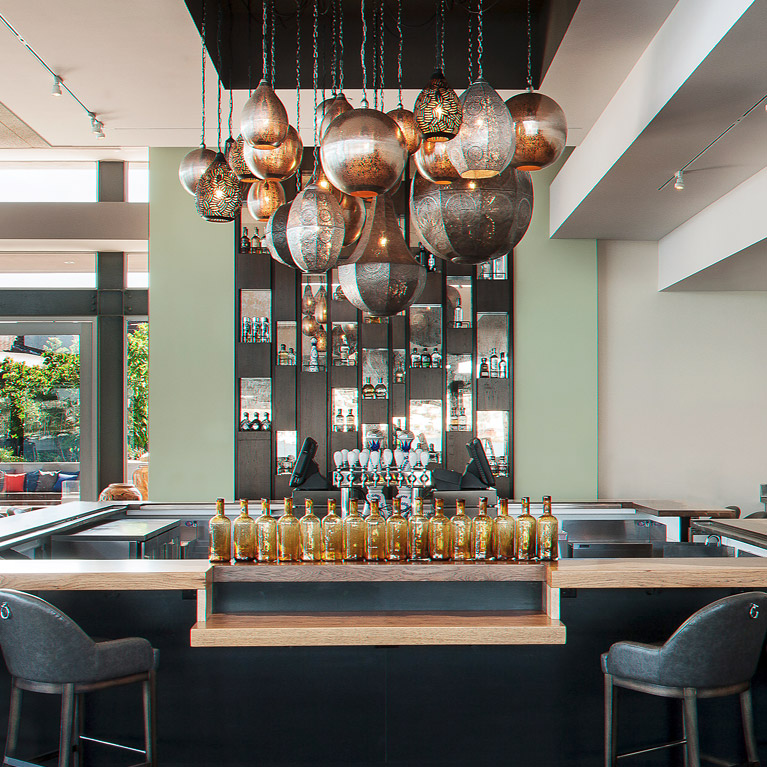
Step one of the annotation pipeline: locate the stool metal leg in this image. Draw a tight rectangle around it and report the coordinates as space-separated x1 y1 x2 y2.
143 670 157 767
4 681 22 762
72 694 84 767
682 688 700 767
58 684 75 767
740 686 760 767
605 673 618 767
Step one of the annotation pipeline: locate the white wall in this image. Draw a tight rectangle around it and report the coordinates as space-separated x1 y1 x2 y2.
598 240 767 514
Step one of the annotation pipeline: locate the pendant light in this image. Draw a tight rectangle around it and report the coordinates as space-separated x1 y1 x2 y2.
243 125 303 180
338 194 426 316
265 202 299 268
240 0 289 149
315 165 367 248
415 138 460 185
226 135 257 183
314 286 328 324
179 2 215 194
387 0 422 155
410 164 533 264
321 0 407 199
448 0 514 179
413 0 462 142
506 0 567 171
247 179 286 221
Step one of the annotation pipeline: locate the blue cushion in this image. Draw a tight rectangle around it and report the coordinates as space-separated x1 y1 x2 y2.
52 472 79 492
24 470 40 492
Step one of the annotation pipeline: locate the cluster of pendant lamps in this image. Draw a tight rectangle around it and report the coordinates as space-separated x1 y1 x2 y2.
179 0 566 317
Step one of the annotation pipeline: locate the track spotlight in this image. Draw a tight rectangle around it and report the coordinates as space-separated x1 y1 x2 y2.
674 170 684 190
90 114 105 139
51 75 62 96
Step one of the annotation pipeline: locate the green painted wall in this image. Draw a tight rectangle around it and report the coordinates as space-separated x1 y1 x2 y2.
148 148 234 501
513 162 598 499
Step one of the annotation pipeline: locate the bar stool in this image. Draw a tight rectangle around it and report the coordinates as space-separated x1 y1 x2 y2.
0 589 157 767
602 591 767 767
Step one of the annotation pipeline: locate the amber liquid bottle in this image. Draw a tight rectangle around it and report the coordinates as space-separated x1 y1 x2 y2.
299 499 322 562
255 498 278 562
278 497 301 562
537 495 559 561
233 499 256 561
450 498 472 561
366 499 387 562
428 498 451 560
386 498 409 561
516 497 537 561
322 499 344 562
209 498 232 562
472 497 494 561
493 498 516 560
343 499 366 561
409 498 430 561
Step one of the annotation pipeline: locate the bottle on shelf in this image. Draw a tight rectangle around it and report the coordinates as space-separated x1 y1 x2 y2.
449 405 459 432
239 412 251 431
343 498 366 561
278 343 290 365
233 499 257 561
453 297 463 327
516 497 537 561
393 363 405 383
479 357 490 378
261 413 271 431
499 351 508 379
421 348 432 369
479 261 492 280
362 377 375 399
335 408 345 432
374 378 388 400
251 230 261 251
417 244 429 268
428 443 438 464
322 499 344 562
458 406 467 431
209 498 232 562
409 497 430 561
260 318 270 343
431 347 442 368
249 412 261 431
346 347 357 366
241 317 251 343
409 347 420 369
240 227 251 252
345 408 355 432
278 498 301 562
537 495 559 561
308 338 320 372
365 498 387 562
255 498 277 562
493 498 516 560
492 256 507 279
472 497 494 561
450 498 472 561
427 251 436 272
489 348 499 378
338 334 350 363
299 499 322 562
428 498 451 560
386 498 409 561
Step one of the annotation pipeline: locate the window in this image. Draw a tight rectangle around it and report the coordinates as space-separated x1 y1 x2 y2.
127 163 149 203
0 162 97 202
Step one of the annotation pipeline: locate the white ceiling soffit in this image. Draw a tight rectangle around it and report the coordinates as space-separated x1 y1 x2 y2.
550 0 766 241
0 239 148 253
0 102 49 148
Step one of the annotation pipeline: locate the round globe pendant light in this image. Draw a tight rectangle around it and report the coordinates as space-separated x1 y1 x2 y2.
225 135 257 183
410 164 533 264
195 152 242 223
414 138 460 185
247 179 286 221
264 202 299 269
388 108 422 155
243 125 303 180
179 147 216 195
316 166 367 247
338 195 426 316
506 92 567 171
287 183 346 273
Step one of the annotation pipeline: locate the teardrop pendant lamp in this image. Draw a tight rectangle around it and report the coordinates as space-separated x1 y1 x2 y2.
415 138 460 185
243 125 303 180
225 135 257 183
319 93 353 139
195 152 242 223
247 179 286 221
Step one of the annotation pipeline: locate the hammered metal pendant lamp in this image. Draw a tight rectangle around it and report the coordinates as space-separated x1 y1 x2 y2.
247 179 286 221
226 135 258 183
243 125 303 180
320 94 353 140
415 138 460 185
265 203 299 268
195 152 242 223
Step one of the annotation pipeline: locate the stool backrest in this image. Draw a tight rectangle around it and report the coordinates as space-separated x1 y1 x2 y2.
660 591 767 688
0 589 95 683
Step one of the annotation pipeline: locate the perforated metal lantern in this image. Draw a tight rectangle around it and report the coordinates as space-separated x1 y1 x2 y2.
506 92 567 171
179 147 216 195
243 125 303 181
414 139 460 185
410 164 533 264
338 195 426 316
387 108 423 155
413 70 463 142
286 183 346 273
240 79 289 149
319 93 353 140
194 153 242 223
315 167 367 248
320 109 407 199
265 202 299 268
448 79 515 179
247 179 286 221
225 136 257 183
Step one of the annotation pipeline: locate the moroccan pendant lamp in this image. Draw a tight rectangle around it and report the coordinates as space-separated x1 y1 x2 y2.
413 0 462 142
243 125 303 180
226 135 257 183
247 179 286 221
265 202 299 268
506 0 567 171
338 194 426 316
414 138 460 185
316 166 367 248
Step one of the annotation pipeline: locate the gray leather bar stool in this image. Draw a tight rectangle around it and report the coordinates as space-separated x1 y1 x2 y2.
0 589 157 767
602 591 767 767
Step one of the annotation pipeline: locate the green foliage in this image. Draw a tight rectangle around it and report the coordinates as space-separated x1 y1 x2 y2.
0 447 24 462
127 323 149 458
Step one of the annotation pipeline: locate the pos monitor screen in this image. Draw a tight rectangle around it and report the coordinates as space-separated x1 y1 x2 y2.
289 437 329 490
461 438 496 489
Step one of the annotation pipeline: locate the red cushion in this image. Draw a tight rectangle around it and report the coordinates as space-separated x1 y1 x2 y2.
4 473 26 492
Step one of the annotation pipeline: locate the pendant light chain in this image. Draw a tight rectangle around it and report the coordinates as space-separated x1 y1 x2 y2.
467 7 474 85
200 1 206 147
439 0 445 72
227 0 234 139
372 1 378 110
476 0 483 80
360 0 368 107
396 0 402 107
247 0 253 95
217 0 224 151
296 0 302 191
378 0 385 111
338 0 345 91
526 0 533 90
262 0 268 81
270 0 276 89
312 0 319 177
331 0 338 94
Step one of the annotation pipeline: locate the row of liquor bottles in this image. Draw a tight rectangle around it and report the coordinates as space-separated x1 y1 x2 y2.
239 412 271 431
208 496 559 563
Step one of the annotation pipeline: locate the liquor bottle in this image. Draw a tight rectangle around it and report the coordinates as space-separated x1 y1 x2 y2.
427 251 436 271
308 338 320 372
261 318 270 343
261 413 271 431
240 227 250 252
408 497 429 561
479 261 492 279
472 497 494 561
335 408 345 432
516 497 537 561
233 499 257 561
450 498 472 561
345 408 355 432
288 347 297 365
489 348 499 378
537 495 559 561
209 498 232 562
418 244 429 268
386 498 409 561
322 499 344 562
374 378 388 400
338 334 350 363
254 498 277 562
249 412 261 431
458 407 467 431
479 357 490 378
365 499 387 562
278 343 290 365
333 283 345 301
411 347 422 368
278 497 301 562
431 347 442 368
393 363 405 383
346 347 357 366
492 256 506 279
428 498 451 560
453 297 463 327
251 230 261 250
239 412 250 431
343 499 366 561
498 352 507 379
493 498 516 560
449 405 459 432
299 499 322 562
421 348 432 368
241 317 250 343
362 377 375 399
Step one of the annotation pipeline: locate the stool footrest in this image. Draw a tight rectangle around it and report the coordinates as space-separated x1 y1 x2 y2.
79 734 147 755
618 739 687 758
